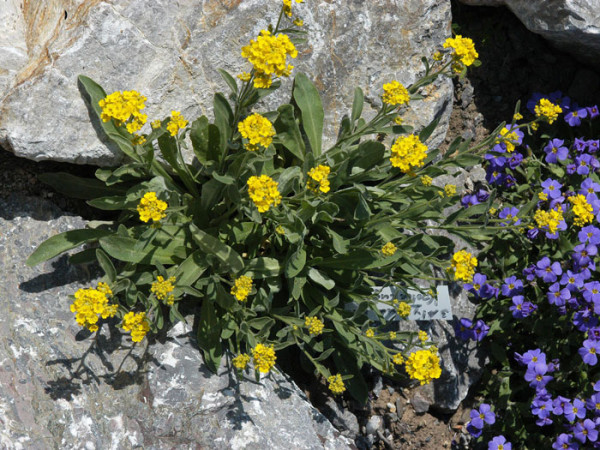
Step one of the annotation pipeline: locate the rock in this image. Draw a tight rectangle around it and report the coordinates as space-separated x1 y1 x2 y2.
409 386 434 414
0 0 453 165
458 1 600 68
0 195 352 449
568 69 600 103
322 398 360 440
365 415 383 436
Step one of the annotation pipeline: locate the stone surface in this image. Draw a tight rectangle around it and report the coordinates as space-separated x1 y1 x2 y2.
0 195 352 449
322 398 360 440
0 0 452 165
458 0 600 67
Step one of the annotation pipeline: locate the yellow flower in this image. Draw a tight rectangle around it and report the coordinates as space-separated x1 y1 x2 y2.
151 119 162 129
70 283 118 332
534 206 564 234
293 18 304 26
381 242 397 256
122 311 150 342
534 98 562 124
538 192 548 201
99 90 147 133
304 316 325 335
444 184 457 197
365 328 375 338
450 250 478 283
390 134 428 173
275 225 286 235
237 72 252 82
233 353 251 370
231 276 253 302
252 343 277 373
392 353 404 365
382 80 410 107
166 110 188 136
238 113 275 151
443 35 478 67
137 192 168 223
151 275 176 305
327 374 346 394
418 330 428 343
421 175 433 186
405 349 442 385
241 30 297 88
513 112 523 121
396 301 411 318
531 122 539 131
307 165 331 193
283 0 292 16
247 175 282 213
131 134 146 146
432 51 443 62
489 207 497 216
389 331 397 340
568 195 594 227
496 127 520 153
394 116 403 125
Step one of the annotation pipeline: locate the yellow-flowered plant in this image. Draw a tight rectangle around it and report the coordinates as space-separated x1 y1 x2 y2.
534 98 562 124
443 35 479 68
533 206 564 234
238 113 276 151
30 0 497 404
450 250 478 283
405 349 442 385
568 195 594 227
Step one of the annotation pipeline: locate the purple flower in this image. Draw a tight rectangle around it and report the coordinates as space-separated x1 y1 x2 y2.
466 422 482 438
544 138 569 163
525 363 553 390
579 226 600 245
579 339 600 365
536 257 563 283
560 270 585 292
564 398 586 422
553 396 572 415
574 137 588 153
584 281 600 306
595 380 600 392
523 264 536 281
476 188 490 203
573 308 598 332
527 227 540 240
455 318 475 341
464 273 497 300
586 393 600 415
588 105 599 119
532 397 553 418
553 433 579 450
588 139 600 153
548 282 571 306
589 327 600 341
573 418 598 443
473 319 490 341
510 296 536 318
575 154 599 175
581 179 600 197
565 107 588 126
499 207 521 227
461 194 480 208
488 435 511 450
541 178 563 199
517 348 546 367
508 152 523 169
470 403 495 429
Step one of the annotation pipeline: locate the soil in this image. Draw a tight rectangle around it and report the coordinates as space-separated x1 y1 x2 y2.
2 1 600 448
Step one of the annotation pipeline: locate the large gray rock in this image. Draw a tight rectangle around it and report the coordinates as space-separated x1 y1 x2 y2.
0 0 452 165
0 195 352 449
458 0 600 67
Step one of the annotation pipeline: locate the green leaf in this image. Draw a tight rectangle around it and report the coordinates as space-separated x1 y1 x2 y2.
96 248 116 282
99 232 188 264
274 104 305 161
293 72 324 157
190 116 210 164
38 173 126 200
308 268 335 290
419 116 440 143
212 172 236 185
174 250 207 287
351 87 364 124
217 68 238 95
285 246 306 278
27 228 112 266
328 229 349 254
316 249 377 270
190 224 244 274
244 257 281 278
351 141 385 172
87 195 135 211
276 166 302 196
213 93 233 153
197 298 223 372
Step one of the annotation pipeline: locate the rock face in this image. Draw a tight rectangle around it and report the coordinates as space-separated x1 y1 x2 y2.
0 195 352 449
458 0 600 67
0 0 452 165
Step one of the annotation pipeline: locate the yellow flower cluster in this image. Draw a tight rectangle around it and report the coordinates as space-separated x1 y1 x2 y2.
122 311 150 342
131 134 146 146
166 111 188 136
237 72 252 82
381 242 397 256
233 353 251 370
382 80 410 107
70 282 118 332
275 225 286 235
365 328 375 338
568 195 594 227
241 30 298 88
497 127 520 153
444 184 457 197
151 276 176 305
418 330 428 343
99 90 147 134
305 316 325 335
151 119 162 129
231 275 253 302
421 175 433 186
535 98 563 124
389 331 397 340
327 373 346 394
137 192 168 223
443 35 478 67
252 343 277 373
397 301 411 318
392 353 404 365
534 206 564 234
238 113 275 151
307 165 331 193
451 250 478 283
390 134 428 173
247 175 282 213
538 192 548 201
405 349 442 385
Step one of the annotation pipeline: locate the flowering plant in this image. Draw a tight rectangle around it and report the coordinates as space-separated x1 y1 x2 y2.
28 1 489 403
454 92 600 447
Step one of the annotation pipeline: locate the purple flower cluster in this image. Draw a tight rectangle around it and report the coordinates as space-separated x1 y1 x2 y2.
467 403 496 438
461 188 490 208
454 317 490 341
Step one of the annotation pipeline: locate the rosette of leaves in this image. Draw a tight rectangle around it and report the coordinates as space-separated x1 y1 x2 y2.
28 42 495 405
